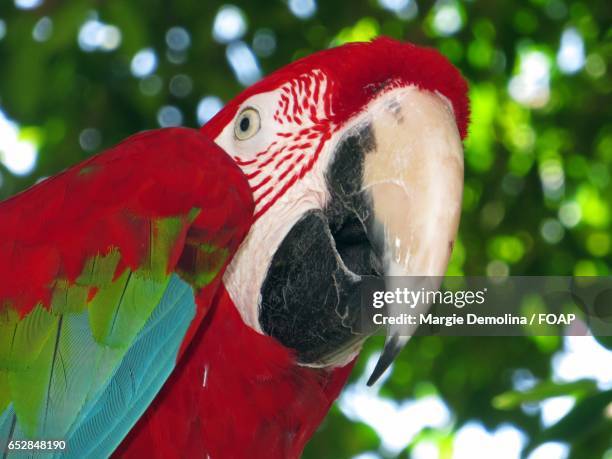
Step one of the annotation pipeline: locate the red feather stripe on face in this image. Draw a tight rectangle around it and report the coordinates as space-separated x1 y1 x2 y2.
223 68 336 219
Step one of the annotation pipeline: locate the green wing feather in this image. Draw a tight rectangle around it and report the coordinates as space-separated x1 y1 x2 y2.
0 217 194 440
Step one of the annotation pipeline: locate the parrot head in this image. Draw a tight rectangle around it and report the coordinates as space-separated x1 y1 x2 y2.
201 37 468 385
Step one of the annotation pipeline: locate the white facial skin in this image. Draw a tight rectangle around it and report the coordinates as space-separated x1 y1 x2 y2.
215 72 464 365
215 69 339 332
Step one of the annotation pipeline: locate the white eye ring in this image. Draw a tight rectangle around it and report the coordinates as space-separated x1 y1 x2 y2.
234 107 261 141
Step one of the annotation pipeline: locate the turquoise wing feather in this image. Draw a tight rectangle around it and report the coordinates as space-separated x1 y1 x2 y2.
0 275 196 459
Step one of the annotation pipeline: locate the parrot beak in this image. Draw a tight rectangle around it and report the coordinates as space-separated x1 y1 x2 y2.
247 85 464 377
362 86 464 385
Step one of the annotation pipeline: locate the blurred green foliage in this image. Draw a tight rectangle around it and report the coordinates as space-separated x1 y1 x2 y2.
0 0 611 458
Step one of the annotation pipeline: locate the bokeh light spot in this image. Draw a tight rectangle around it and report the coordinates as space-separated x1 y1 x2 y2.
452 423 526 459
352 453 380 459
334 18 380 45
14 0 43 9
539 158 565 198
379 0 418 20
554 335 612 388
508 50 551 108
131 48 158 78
197 96 223 125
213 5 247 43
0 110 38 176
32 17 53 42
573 259 598 276
557 28 585 74
412 441 439 459
586 232 610 257
558 201 581 228
487 259 510 277
169 74 193 98
166 26 191 52
528 442 569 459
253 29 276 57
288 0 317 20
79 128 101 153
540 396 575 427
378 0 409 12
541 219 564 244
488 235 525 264
226 41 262 86
78 16 122 52
157 106 183 127
166 49 187 65
585 54 606 78
576 184 610 228
545 0 567 20
432 0 463 36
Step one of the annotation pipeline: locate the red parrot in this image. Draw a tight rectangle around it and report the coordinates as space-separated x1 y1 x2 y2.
0 38 468 458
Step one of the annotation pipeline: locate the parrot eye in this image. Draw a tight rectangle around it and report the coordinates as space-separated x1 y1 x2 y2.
234 107 261 140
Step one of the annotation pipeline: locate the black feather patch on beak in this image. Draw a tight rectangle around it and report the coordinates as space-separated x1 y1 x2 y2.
259 125 383 366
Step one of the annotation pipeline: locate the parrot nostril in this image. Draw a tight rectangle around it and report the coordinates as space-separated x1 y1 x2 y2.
386 99 404 124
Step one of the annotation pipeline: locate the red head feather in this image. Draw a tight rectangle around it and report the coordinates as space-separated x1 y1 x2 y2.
202 37 469 140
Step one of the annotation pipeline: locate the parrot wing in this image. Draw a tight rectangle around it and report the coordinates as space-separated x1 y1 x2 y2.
0 128 253 457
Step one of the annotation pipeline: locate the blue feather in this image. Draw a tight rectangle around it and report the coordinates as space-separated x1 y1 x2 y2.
2 275 196 459
64 275 195 458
